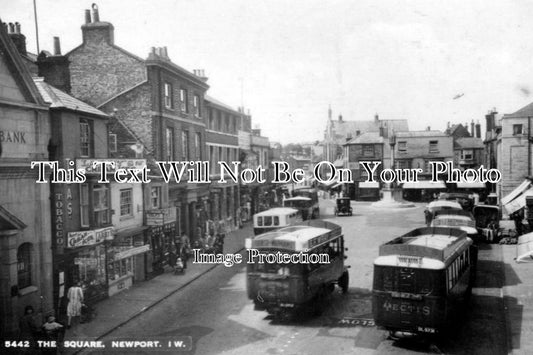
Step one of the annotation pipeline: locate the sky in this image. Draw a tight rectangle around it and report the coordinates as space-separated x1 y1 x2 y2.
3 0 533 144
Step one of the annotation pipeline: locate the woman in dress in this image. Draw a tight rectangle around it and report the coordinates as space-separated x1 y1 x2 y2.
66 282 84 328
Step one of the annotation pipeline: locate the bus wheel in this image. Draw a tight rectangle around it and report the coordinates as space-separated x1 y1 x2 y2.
339 271 349 294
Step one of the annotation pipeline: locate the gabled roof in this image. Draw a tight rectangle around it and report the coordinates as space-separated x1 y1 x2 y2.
345 132 384 145
504 101 533 119
34 78 108 118
0 18 46 107
205 95 239 113
455 137 484 149
396 130 448 138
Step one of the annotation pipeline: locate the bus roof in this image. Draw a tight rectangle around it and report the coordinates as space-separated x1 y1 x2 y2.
377 227 472 266
254 208 298 217
249 221 342 252
426 200 462 210
284 196 312 201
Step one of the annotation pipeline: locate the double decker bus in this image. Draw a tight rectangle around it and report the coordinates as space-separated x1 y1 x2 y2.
246 220 349 319
372 227 477 336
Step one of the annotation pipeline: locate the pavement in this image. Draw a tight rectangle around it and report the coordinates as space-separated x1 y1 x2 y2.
502 242 533 355
60 223 254 355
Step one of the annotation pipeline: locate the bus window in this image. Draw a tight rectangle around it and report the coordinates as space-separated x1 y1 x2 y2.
264 216 272 226
257 217 263 226
274 216 279 226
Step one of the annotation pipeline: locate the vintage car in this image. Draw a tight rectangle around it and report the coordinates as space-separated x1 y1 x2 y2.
334 197 353 216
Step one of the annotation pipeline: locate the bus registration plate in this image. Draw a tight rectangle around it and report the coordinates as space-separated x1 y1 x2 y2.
417 326 436 333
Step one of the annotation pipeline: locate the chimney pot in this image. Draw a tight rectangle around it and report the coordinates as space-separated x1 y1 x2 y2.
84 9 91 24
53 37 61 55
8 23 14 33
15 22 20 34
2 23 7 33
92 3 100 22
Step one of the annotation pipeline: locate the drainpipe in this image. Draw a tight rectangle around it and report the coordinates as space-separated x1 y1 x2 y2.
527 116 531 176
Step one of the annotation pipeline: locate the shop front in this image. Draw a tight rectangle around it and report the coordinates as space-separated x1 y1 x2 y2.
106 226 150 296
65 227 113 305
146 207 178 275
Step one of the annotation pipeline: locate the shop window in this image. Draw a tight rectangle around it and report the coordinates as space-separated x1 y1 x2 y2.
151 186 162 209
120 189 133 217
93 184 110 226
74 244 106 287
17 243 32 289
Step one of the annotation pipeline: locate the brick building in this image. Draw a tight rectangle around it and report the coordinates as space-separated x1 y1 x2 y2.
344 132 384 200
65 5 209 251
0 21 53 337
394 130 453 201
498 103 533 198
204 95 241 232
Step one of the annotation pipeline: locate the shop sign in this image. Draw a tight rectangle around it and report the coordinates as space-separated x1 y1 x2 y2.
67 227 114 248
52 186 73 252
146 207 176 226
76 159 147 174
114 244 151 260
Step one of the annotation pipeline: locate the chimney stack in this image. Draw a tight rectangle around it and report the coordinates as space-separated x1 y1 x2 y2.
85 9 91 24
374 113 379 123
7 22 27 56
37 36 71 93
471 120 475 137
426 126 431 131
92 3 100 22
82 4 115 45
475 121 481 138
338 114 343 122
53 37 61 55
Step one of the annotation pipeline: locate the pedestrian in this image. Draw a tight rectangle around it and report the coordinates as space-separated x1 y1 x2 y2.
66 282 84 328
168 244 178 272
178 233 191 269
19 305 40 350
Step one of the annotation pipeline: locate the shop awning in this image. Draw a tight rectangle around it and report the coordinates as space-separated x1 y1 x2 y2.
503 188 533 215
115 225 150 239
516 232 533 263
402 181 446 189
359 181 379 188
456 182 486 189
502 180 532 205
320 180 337 188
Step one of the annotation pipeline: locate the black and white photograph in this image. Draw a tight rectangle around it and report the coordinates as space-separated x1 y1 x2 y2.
1 0 533 354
